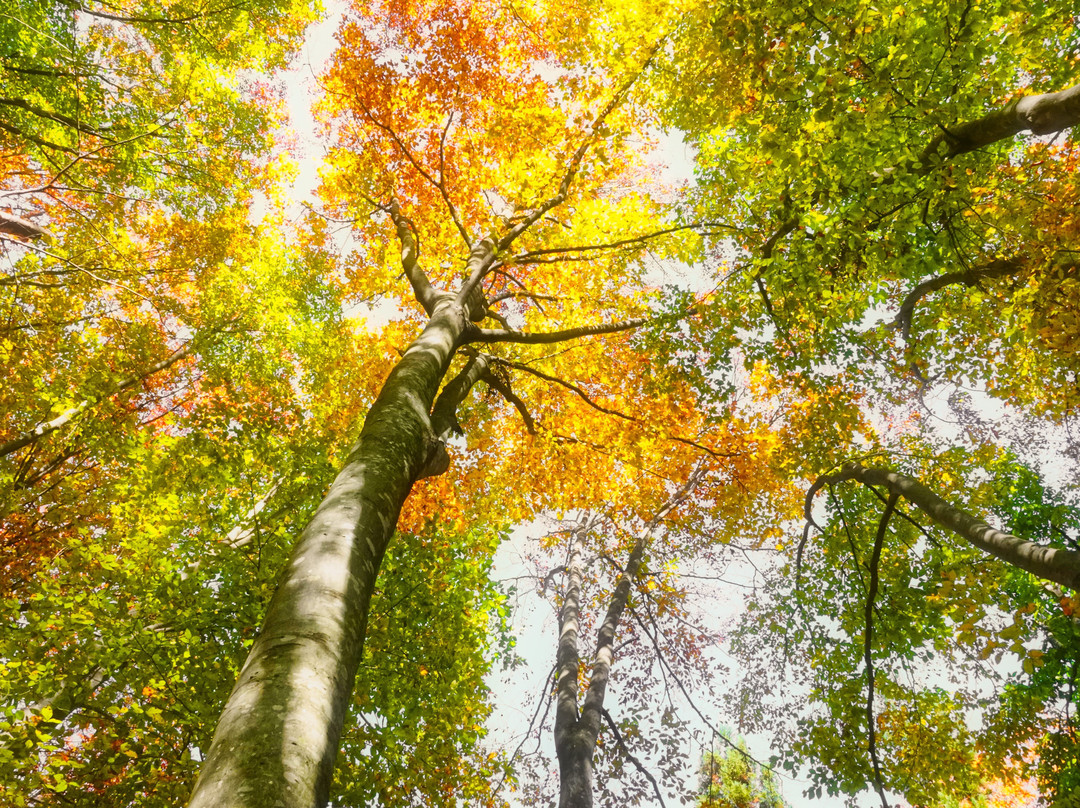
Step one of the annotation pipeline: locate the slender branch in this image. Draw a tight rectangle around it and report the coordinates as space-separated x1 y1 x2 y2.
495 44 660 256
864 492 898 808
436 112 471 247
0 339 199 459
355 98 470 248
482 371 537 434
57 0 249 26
512 222 726 262
600 707 667 808
491 357 730 457
628 602 770 768
468 315 648 345
491 664 558 800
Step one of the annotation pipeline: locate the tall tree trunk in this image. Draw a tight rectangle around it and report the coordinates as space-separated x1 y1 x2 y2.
187 297 471 808
554 469 704 808
554 526 594 808
815 462 1080 591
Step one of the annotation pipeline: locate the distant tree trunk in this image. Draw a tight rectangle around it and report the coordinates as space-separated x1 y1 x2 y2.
815 462 1080 591
554 469 704 808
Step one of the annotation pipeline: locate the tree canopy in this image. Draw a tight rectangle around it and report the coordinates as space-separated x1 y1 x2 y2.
1 1 1079 807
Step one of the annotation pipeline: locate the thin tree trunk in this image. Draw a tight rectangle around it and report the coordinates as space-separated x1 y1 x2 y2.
554 468 705 808
815 462 1080 591
555 525 593 808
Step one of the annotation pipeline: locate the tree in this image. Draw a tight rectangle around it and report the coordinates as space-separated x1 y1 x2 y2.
699 736 786 808
187 1 736 805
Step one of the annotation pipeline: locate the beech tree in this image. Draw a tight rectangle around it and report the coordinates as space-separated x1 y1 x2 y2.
5 0 1080 806
188 1 741 805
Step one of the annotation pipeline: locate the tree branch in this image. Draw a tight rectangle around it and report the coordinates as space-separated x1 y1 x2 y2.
481 370 537 434
889 257 1025 340
926 82 1080 161
600 707 668 808
387 198 441 313
811 461 1080 591
512 222 725 263
490 357 731 457
0 338 200 459
468 315 648 345
864 492 898 808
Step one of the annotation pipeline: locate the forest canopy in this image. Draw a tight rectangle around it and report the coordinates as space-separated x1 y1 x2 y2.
1 1 1079 807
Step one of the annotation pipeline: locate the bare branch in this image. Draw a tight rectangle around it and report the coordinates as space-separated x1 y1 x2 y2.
600 707 668 808
490 357 732 458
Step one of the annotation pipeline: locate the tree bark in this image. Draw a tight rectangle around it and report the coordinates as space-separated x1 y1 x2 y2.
930 83 1080 160
555 526 593 808
553 468 704 808
187 296 472 808
815 462 1080 592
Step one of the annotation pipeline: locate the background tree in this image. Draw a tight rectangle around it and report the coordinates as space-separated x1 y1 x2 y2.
698 736 786 808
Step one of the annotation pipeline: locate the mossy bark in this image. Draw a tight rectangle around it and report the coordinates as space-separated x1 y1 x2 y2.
188 299 469 808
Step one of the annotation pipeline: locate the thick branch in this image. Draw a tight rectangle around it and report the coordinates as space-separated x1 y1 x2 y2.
0 97 107 138
481 371 537 434
419 354 491 479
0 211 52 241
388 199 441 314
928 83 1080 161
579 466 708 741
812 462 1080 591
889 257 1025 340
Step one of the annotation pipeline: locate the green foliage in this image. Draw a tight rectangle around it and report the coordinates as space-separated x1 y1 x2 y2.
333 523 515 807
698 737 786 808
